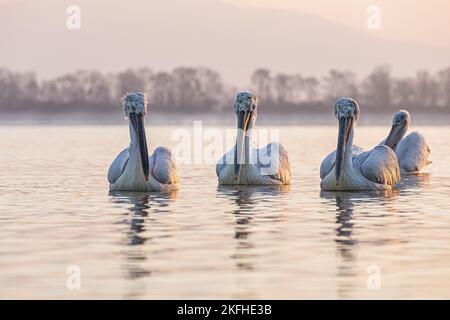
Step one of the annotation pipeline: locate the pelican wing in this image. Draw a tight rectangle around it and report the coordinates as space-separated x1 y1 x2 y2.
320 145 364 179
216 147 234 178
257 142 291 184
396 131 431 172
108 148 129 184
356 145 400 186
150 146 179 185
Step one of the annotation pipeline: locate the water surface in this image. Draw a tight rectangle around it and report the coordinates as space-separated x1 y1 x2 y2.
0 125 449 299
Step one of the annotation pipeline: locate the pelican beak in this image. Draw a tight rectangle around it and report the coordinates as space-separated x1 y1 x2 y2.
234 110 253 182
130 113 150 181
335 116 353 185
385 123 405 150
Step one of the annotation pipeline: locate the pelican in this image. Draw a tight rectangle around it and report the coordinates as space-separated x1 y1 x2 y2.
216 92 291 185
320 97 400 191
382 110 431 173
108 92 179 192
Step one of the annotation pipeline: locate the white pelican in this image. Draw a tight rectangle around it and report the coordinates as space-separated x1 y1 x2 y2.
383 110 431 173
108 92 179 192
216 92 291 185
320 97 400 191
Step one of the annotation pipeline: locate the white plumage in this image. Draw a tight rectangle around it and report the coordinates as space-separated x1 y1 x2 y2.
109 146 178 192
217 142 291 185
396 132 431 172
382 110 431 173
320 145 363 180
216 92 291 185
108 92 179 192
321 98 400 191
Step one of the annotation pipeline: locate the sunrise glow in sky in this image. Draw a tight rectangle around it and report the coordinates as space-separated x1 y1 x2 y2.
1 0 449 82
1 0 449 49
224 0 450 48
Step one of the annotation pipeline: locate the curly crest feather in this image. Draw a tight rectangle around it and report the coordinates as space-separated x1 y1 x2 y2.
235 92 258 112
121 92 148 116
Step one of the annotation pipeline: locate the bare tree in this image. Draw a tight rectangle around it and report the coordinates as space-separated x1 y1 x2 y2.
437 67 450 108
116 69 146 99
151 71 175 110
362 65 392 110
392 78 415 107
303 76 320 102
415 70 438 108
290 74 304 104
323 70 358 105
273 74 295 104
251 69 273 103
1 65 449 116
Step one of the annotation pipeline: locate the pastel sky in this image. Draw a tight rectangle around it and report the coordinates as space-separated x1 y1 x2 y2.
1 0 449 82
224 0 450 48
1 0 449 49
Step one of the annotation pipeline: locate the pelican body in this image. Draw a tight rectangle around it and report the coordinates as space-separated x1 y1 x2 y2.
320 98 400 191
216 92 291 185
108 92 179 192
383 110 431 173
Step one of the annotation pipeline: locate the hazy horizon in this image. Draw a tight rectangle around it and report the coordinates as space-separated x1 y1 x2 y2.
225 0 450 48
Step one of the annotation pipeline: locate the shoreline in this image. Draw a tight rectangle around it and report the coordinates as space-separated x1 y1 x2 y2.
2 112 450 125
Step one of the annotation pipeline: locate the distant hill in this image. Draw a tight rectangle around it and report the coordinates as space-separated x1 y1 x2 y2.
1 0 449 84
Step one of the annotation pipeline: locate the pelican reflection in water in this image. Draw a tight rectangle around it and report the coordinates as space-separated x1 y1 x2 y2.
320 189 398 298
109 191 178 298
321 189 399 254
217 185 289 274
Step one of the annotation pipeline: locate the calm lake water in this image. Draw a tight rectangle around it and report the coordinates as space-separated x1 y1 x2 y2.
1 124 450 299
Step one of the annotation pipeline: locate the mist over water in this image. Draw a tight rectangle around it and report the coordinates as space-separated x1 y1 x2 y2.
1 124 449 299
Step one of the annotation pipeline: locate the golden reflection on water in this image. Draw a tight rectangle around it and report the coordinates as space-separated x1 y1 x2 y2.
0 125 450 299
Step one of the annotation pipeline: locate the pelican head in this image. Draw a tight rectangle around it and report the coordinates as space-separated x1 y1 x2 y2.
121 92 150 181
234 92 258 180
334 97 360 184
385 110 410 150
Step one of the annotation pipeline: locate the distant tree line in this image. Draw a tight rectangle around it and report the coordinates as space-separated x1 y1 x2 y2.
251 66 450 114
1 65 449 115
